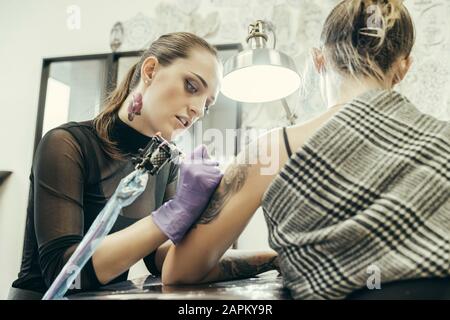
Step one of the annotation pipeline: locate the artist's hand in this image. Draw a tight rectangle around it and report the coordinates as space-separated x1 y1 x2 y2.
152 145 223 244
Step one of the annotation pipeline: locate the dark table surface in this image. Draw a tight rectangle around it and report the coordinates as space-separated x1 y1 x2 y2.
65 270 450 300
68 270 291 300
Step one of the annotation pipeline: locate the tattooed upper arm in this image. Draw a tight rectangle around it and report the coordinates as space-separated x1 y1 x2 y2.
196 162 251 225
195 129 283 226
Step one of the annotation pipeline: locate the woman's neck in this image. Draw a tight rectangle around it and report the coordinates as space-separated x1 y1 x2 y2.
325 73 388 109
109 113 153 155
117 94 157 138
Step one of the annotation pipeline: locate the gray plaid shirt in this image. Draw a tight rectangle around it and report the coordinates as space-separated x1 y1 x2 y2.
262 89 450 299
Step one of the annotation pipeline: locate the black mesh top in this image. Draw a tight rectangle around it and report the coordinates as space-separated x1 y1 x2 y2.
12 115 179 294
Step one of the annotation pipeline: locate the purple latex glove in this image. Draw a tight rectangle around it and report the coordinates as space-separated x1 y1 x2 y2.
151 145 223 244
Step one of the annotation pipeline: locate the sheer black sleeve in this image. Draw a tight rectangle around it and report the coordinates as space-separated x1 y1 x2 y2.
163 162 179 202
33 128 101 290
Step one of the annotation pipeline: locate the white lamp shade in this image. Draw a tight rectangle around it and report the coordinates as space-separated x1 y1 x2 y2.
221 65 301 103
221 48 301 103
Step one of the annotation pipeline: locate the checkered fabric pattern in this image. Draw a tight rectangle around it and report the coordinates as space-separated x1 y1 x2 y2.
262 89 450 299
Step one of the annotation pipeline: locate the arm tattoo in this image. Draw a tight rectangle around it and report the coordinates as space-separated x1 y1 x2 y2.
195 162 251 225
217 255 278 281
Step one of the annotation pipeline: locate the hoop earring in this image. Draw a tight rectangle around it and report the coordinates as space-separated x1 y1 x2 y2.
127 93 143 121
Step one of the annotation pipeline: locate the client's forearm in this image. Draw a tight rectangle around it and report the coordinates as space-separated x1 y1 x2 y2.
181 249 279 284
200 249 278 283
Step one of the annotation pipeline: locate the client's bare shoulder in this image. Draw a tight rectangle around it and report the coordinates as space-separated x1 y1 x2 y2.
284 105 344 155
194 106 342 226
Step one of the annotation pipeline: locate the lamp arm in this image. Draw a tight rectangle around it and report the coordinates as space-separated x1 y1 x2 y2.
281 98 297 125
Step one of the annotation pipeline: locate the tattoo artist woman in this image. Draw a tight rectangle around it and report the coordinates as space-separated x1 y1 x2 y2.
9 32 224 300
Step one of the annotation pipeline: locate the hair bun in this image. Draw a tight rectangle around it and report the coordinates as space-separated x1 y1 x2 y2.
320 0 414 82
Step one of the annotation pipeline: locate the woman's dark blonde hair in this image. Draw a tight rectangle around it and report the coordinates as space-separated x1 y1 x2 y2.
320 0 415 82
94 32 218 159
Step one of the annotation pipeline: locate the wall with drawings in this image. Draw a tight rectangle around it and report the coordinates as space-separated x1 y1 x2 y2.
117 0 450 127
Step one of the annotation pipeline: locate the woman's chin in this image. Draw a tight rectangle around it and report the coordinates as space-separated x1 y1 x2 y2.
169 127 187 141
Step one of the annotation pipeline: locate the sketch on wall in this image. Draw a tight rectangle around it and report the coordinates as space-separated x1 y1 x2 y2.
113 0 450 127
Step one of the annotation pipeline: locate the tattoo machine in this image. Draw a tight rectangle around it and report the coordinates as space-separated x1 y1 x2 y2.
43 134 183 300
132 132 184 174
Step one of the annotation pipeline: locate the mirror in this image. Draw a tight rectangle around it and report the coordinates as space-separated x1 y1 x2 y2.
41 59 107 137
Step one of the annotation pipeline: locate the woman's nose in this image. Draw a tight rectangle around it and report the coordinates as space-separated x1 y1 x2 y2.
188 104 201 118
188 97 207 118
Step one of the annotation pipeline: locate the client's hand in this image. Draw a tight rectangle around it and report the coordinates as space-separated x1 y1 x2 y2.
152 145 223 244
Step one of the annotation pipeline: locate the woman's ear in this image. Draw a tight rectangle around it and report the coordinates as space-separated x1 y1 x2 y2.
311 47 326 74
141 56 159 85
392 55 413 86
